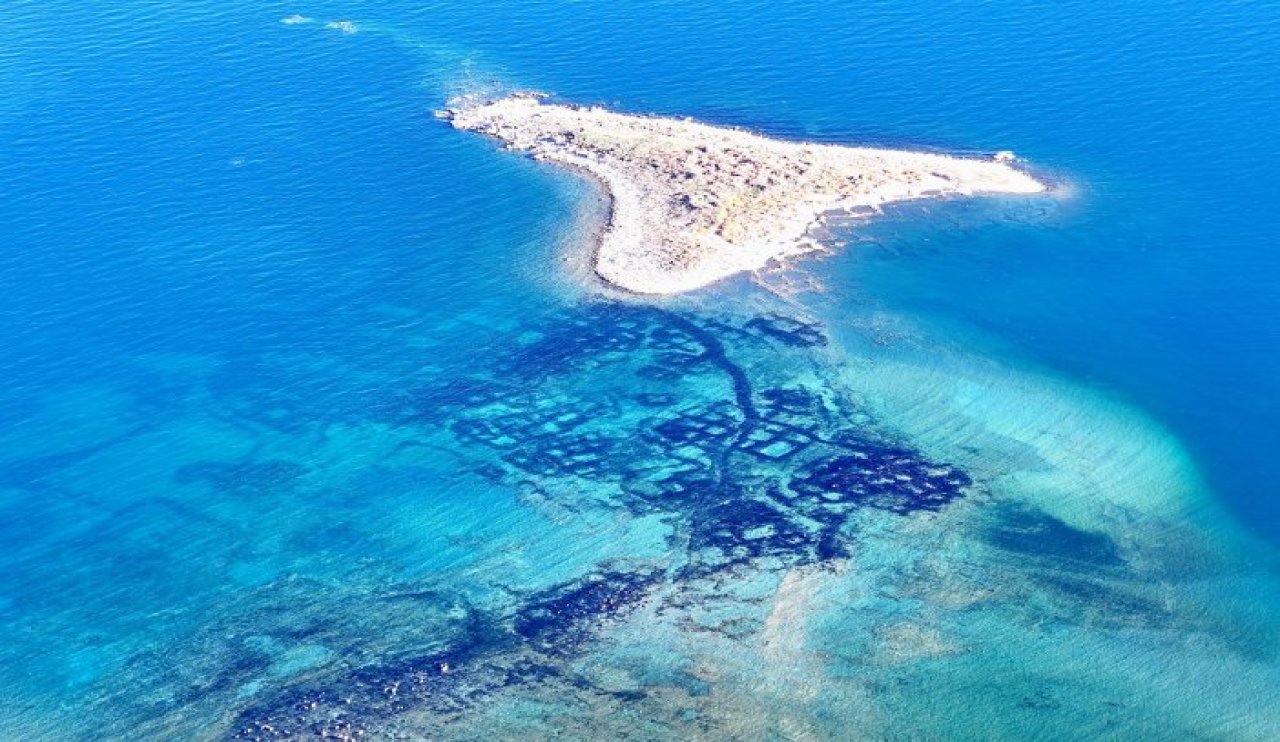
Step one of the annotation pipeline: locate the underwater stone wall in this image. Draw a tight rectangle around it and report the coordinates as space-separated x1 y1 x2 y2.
229 302 977 739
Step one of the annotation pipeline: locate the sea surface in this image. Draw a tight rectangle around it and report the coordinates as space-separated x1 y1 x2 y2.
2 1 1278 739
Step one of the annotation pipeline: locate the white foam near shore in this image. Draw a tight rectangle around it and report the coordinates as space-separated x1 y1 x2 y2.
444 93 1046 295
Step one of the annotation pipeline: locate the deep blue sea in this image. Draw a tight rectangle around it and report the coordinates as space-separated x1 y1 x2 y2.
2 1 1278 738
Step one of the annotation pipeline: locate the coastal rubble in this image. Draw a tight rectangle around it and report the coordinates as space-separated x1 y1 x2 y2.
445 93 1046 294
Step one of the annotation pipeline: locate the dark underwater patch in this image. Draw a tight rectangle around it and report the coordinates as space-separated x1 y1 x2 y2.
224 302 977 737
984 505 1123 567
745 313 828 348
790 447 970 515
174 459 308 494
515 569 664 655
229 568 664 740
417 303 975 577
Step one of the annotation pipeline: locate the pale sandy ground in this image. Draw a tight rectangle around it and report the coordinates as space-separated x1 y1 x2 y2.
445 93 1045 294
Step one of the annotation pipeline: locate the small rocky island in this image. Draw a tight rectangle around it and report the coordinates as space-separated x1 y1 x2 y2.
444 93 1046 294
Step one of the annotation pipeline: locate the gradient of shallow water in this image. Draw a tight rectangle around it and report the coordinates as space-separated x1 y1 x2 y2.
1 1 1278 738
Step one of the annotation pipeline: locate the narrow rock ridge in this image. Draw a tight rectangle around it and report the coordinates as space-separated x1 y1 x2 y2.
444 93 1046 294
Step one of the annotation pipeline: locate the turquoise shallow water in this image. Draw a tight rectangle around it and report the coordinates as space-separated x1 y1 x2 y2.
1 1 1279 738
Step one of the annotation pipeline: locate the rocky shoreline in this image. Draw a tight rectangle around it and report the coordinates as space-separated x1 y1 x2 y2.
444 93 1046 295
